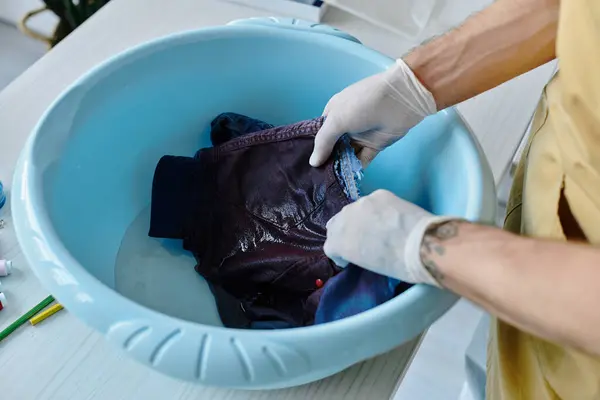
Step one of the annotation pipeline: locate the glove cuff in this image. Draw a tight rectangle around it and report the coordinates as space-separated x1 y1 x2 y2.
404 215 457 287
385 59 438 116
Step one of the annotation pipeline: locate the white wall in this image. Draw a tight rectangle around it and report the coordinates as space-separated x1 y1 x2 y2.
0 0 58 37
0 0 490 41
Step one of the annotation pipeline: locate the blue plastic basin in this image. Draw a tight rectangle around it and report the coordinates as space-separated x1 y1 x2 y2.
12 18 495 389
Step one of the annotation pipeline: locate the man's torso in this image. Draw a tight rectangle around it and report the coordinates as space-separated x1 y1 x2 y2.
487 2 600 399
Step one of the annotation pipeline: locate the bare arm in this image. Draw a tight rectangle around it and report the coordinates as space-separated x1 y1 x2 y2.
310 0 559 165
405 0 559 109
422 221 600 356
405 0 570 346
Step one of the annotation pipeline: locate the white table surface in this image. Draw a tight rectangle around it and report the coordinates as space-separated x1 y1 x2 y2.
0 1 555 399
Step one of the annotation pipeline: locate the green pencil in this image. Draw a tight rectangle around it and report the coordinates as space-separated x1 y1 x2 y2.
0 295 55 343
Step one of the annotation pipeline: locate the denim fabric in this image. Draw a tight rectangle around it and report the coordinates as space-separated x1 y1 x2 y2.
316 123 413 323
334 136 362 201
315 267 412 323
210 112 274 146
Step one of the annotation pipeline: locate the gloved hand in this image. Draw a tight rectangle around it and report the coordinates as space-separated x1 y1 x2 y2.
309 59 437 167
324 190 455 287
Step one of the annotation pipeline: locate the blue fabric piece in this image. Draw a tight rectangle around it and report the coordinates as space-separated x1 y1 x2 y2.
316 133 413 324
334 136 362 201
316 267 399 323
315 268 413 323
210 112 274 146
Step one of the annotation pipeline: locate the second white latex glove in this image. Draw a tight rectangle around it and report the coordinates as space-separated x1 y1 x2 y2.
310 59 437 167
324 190 452 287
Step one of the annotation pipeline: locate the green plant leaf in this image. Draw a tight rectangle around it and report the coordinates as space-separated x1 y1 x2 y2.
42 0 68 20
63 0 80 28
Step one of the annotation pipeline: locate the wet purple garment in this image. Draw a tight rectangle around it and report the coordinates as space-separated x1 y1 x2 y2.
149 116 347 328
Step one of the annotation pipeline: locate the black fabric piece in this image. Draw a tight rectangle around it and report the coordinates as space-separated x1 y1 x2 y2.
148 156 203 240
208 284 251 328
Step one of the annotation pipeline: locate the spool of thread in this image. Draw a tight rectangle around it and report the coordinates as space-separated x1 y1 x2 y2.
0 260 12 277
0 181 5 210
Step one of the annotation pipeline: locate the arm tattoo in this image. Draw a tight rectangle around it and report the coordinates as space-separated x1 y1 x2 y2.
420 220 462 284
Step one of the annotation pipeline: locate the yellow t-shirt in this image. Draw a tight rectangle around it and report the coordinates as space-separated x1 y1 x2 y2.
487 1 600 399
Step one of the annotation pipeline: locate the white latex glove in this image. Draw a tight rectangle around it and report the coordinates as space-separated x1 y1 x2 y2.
309 59 437 167
324 190 454 287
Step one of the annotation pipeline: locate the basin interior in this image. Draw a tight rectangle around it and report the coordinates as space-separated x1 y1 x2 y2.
34 31 476 326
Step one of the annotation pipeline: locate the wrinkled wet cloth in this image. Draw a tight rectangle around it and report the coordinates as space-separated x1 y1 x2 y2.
149 113 409 329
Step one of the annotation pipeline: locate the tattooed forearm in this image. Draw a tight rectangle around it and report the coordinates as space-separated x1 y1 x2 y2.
420 220 463 285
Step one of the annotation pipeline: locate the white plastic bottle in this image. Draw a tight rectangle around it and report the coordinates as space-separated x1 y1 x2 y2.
324 0 493 41
0 260 12 277
324 0 437 38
